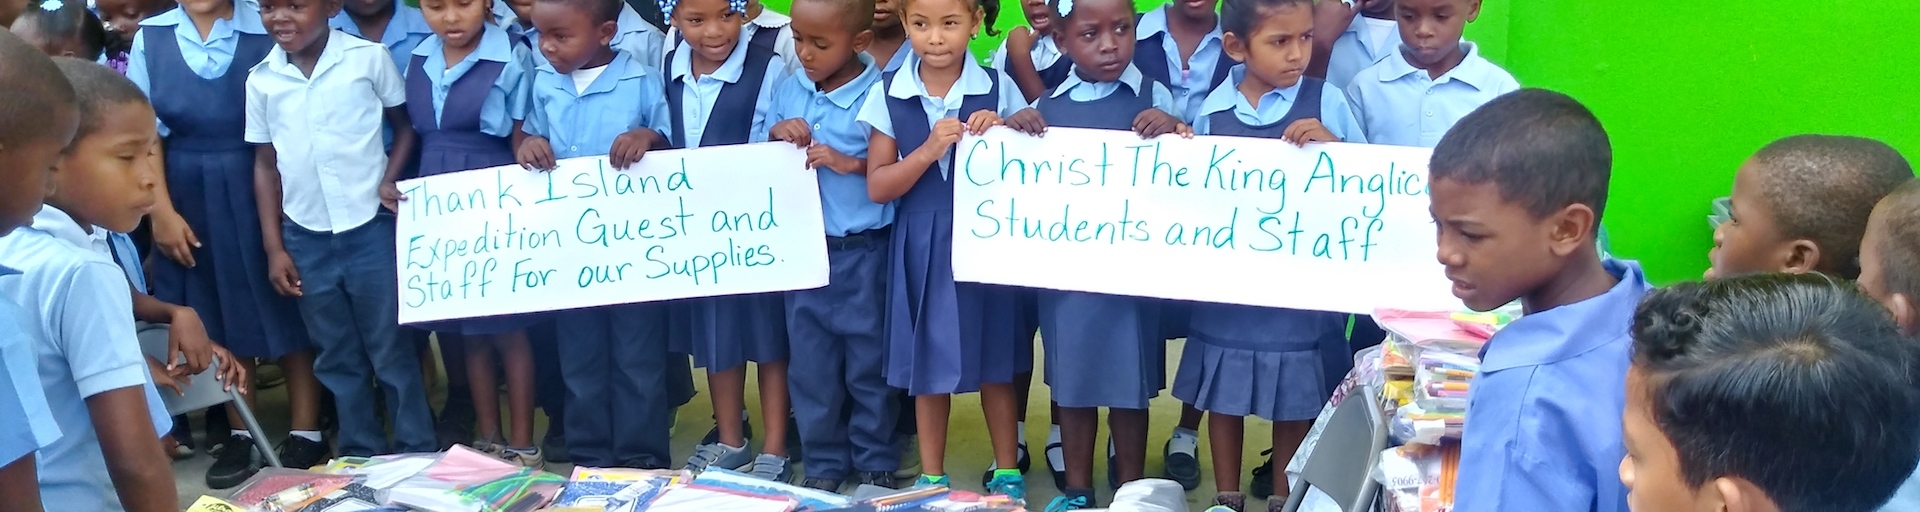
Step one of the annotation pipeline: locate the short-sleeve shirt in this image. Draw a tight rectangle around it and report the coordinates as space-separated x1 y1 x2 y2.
1135 5 1226 123
329 1 436 73
0 206 173 511
0 264 58 470
768 53 891 237
666 35 788 147
408 24 531 138
245 31 409 233
1452 259 1648 512
1343 42 1519 148
1324 15 1400 90
854 54 1030 180
523 50 673 159
126 3 269 136
1192 65 1368 142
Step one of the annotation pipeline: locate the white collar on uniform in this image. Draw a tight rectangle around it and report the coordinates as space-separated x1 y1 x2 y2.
670 31 753 82
258 29 381 79
1049 63 1145 99
885 53 995 100
751 9 791 29
28 206 105 252
1379 41 1499 90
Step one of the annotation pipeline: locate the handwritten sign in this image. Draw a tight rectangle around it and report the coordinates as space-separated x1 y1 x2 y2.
393 143 828 324
952 127 1458 315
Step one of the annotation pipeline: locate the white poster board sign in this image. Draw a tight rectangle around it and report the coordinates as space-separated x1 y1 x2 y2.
393 143 828 324
951 127 1458 315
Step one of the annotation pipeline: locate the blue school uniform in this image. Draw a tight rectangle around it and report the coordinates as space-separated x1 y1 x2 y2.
524 49 678 468
1324 15 1400 90
1344 42 1519 148
329 1 435 73
1453 259 1646 512
0 267 57 472
128 6 311 360
868 42 913 74
773 53 900 479
521 3 667 71
1133 6 1233 123
665 34 791 372
854 55 1029 395
991 34 1072 92
1030 65 1174 409
405 25 540 335
1174 69 1359 421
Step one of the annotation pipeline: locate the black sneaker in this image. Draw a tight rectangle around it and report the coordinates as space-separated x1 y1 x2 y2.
1247 450 1275 499
205 435 260 489
800 477 844 493
435 396 476 451
278 436 332 470
857 471 897 490
544 432 571 464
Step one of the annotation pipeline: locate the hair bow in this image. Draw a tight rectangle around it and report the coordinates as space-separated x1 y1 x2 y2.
39 0 62 11
1051 0 1071 19
657 0 748 19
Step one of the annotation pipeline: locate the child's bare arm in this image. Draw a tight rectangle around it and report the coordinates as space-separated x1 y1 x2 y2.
0 455 42 512
868 125 957 204
86 387 175 512
1307 0 1358 79
1003 27 1047 103
253 145 301 297
146 143 200 269
380 106 415 211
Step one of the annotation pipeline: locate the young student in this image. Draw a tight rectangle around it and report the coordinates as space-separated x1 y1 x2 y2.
10 0 120 67
1343 0 1517 148
0 31 76 512
520 0 666 70
331 0 434 72
856 0 1029 494
517 0 676 469
1133 0 1235 122
0 55 177 512
1859 180 1920 512
659 0 794 479
664 0 799 74
993 0 1064 101
405 0 543 466
769 0 898 491
126 0 329 486
1430 89 1641 512
247 0 437 459
1704 135 1913 281
93 0 176 44
995 0 1186 507
1311 0 1396 90
1620 273 1920 512
862 0 908 72
1179 0 1363 509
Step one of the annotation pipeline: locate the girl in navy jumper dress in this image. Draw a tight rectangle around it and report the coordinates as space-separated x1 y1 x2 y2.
1178 0 1364 508
857 0 1034 496
1001 0 1188 507
405 0 543 466
658 0 795 480
126 0 329 484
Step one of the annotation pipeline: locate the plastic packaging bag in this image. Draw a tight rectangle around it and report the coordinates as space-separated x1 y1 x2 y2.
1373 443 1460 512
227 468 356 512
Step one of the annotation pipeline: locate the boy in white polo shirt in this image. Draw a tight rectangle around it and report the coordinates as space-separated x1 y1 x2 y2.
246 0 435 457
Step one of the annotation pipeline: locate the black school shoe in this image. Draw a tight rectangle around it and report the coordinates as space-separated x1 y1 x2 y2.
800 477 844 493
205 434 260 489
1161 438 1202 491
857 471 898 490
1247 450 1275 499
279 436 332 470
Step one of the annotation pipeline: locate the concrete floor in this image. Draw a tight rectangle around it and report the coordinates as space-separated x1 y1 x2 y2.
171 339 1284 511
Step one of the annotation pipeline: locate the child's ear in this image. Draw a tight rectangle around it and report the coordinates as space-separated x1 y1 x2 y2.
1465 0 1480 22
1782 239 1821 275
1221 31 1248 63
1547 203 1597 257
598 19 618 45
1889 292 1918 338
1715 477 1780 512
852 28 875 53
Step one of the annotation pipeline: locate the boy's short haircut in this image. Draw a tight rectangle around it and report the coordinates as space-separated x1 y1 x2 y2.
796 0 874 32
1218 0 1309 39
1751 134 1913 279
1871 179 1920 305
0 29 77 149
540 0 622 25
50 57 150 140
1631 272 1920 512
1429 88 1612 229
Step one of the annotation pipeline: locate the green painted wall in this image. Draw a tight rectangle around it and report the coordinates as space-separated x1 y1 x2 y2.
759 0 1920 284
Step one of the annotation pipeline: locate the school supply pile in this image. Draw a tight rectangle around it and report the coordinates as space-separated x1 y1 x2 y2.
1372 443 1461 512
811 485 1024 512
1364 307 1515 512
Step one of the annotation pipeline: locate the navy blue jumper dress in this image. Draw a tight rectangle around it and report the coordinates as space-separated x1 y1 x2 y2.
144 27 311 359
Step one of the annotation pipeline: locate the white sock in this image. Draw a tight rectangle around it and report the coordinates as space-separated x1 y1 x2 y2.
1169 427 1200 455
231 429 252 440
1173 427 1199 441
1047 424 1062 446
290 430 322 442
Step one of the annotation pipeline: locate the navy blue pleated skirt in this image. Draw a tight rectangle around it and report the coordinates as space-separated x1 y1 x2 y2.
408 132 543 335
1172 303 1347 422
687 293 790 371
149 142 310 359
1038 291 1164 409
883 210 1023 396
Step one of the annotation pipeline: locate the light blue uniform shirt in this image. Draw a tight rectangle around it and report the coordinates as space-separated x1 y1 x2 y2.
769 53 891 237
524 50 673 158
521 3 666 72
105 232 145 293
1344 42 1519 148
1324 15 1400 90
329 1 435 73
126 3 269 137
1452 259 1647 512
1191 65 1367 142
667 36 787 148
1136 6 1226 123
0 207 172 512
1884 466 1920 511
408 25 531 138
0 265 59 470
1048 63 1177 114
867 42 913 74
855 53 1030 180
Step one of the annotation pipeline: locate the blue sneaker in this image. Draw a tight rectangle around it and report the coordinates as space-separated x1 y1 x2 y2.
915 474 950 488
984 472 1027 501
1045 494 1092 512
